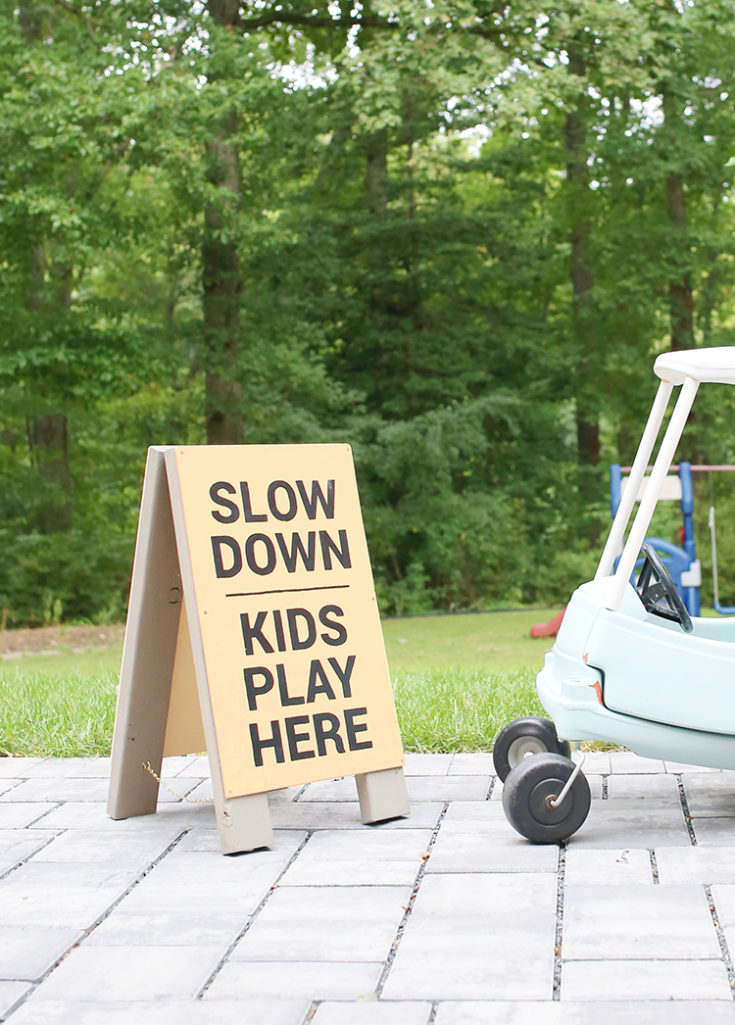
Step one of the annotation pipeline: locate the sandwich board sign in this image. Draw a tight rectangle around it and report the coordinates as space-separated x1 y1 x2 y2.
107 444 409 853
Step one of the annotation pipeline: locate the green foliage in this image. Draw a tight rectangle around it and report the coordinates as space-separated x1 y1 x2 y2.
2 1 735 624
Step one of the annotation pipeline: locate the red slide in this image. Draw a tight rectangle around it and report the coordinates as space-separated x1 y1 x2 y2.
530 607 566 638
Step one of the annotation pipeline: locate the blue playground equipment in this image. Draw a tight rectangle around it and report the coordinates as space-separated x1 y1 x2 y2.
610 460 701 616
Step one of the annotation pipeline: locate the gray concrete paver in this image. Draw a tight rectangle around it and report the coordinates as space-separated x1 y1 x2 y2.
406 775 490 802
403 753 453 776
560 959 732 1001
0 804 58 829
278 827 433 886
0 861 139 927
0 759 47 779
656 847 735 885
426 821 558 873
26 945 225 1002
608 752 666 774
381 873 557 1001
229 885 411 962
605 773 681 801
5 753 735 1020
448 752 493 775
7 998 310 1025
564 798 692 848
691 817 735 846
268 799 443 830
312 1001 433 1024
564 847 654 886
435 1001 735 1024
0 830 57 875
681 773 735 817
0 983 31 1020
0 926 83 982
204 961 382 1000
563 884 721 959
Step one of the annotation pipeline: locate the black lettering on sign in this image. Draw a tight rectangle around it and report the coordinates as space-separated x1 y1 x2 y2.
320 529 351 570
306 660 336 703
318 606 347 646
244 534 276 575
285 715 315 760
345 706 372 751
275 532 316 573
313 713 345 755
212 536 242 578
240 606 347 654
241 482 267 522
276 663 305 707
328 655 356 698
268 481 298 521
210 482 239 524
243 667 274 711
249 720 285 766
296 479 335 519
287 608 316 650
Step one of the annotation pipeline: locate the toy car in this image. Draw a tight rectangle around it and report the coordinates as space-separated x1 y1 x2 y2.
495 346 735 843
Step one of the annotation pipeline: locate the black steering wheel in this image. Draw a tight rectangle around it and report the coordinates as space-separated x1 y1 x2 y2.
635 542 693 633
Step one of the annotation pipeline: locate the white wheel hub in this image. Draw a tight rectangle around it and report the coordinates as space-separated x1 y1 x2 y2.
507 736 546 767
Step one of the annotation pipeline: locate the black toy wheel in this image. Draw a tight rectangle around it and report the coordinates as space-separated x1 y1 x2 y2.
492 716 572 782
635 541 693 633
502 752 591 844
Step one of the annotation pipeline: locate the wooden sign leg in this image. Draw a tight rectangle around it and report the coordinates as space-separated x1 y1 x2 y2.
217 794 273 854
108 447 181 820
355 766 410 824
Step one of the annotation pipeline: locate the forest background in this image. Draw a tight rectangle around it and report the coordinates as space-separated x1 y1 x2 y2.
3 0 735 628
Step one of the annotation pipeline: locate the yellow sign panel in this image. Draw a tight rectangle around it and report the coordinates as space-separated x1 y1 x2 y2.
169 443 404 798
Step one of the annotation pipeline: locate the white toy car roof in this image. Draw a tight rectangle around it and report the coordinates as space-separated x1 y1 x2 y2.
655 346 735 385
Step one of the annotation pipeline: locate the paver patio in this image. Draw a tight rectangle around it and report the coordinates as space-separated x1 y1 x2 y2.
2 751 735 1023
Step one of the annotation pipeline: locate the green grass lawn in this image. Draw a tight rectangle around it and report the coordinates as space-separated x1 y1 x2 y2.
0 608 558 757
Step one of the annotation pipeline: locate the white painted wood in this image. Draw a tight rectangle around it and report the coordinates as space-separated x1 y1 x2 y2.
163 448 274 853
107 447 180 820
218 793 274 854
355 766 410 824
596 381 672 581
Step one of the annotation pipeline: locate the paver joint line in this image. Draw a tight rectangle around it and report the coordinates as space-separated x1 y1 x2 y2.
374 801 449 998
552 843 566 1001
677 773 698 846
0 828 62 884
705 884 735 999
650 849 660 884
195 829 315 1000
302 998 319 1023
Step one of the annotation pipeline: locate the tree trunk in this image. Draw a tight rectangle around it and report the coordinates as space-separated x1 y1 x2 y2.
203 0 243 444
19 3 74 531
664 163 694 352
28 414 73 532
564 43 600 477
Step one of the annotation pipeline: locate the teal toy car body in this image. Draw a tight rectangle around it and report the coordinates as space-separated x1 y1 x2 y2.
496 346 735 842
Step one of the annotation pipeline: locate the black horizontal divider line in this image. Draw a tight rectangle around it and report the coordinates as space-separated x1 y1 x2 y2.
225 584 351 597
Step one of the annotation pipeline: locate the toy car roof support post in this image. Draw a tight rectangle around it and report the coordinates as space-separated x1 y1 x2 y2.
606 376 699 612
595 379 678 586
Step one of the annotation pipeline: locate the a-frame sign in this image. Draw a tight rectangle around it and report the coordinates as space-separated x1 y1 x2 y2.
107 445 409 854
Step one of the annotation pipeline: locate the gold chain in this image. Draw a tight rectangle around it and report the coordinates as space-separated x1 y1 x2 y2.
142 761 215 805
